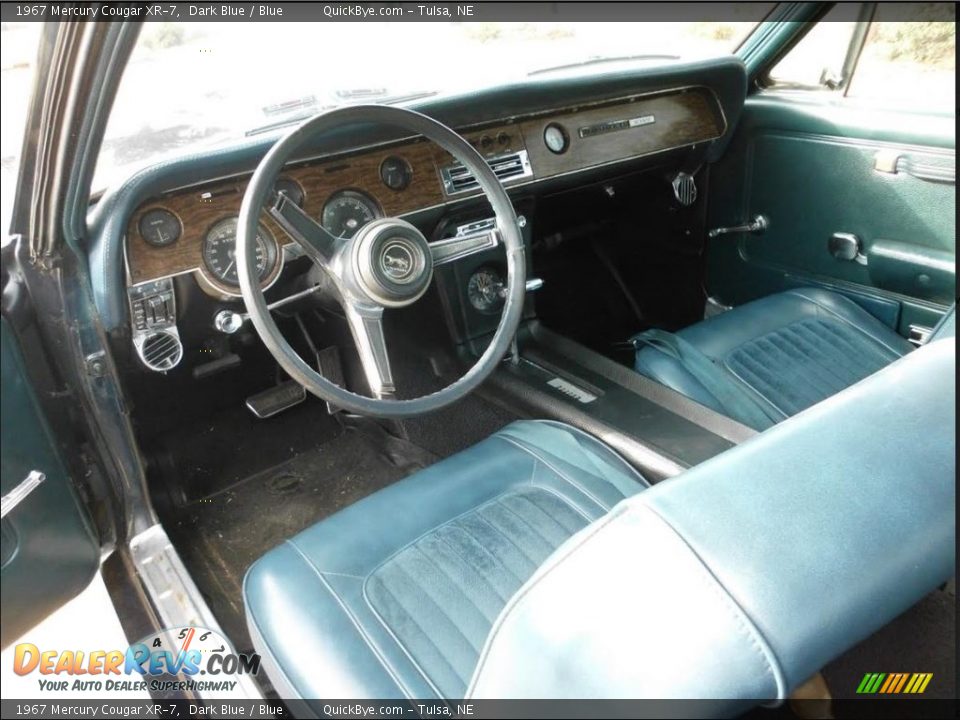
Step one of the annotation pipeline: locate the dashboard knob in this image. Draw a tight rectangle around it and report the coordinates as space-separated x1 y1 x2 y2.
214 310 244 334
497 132 510 146
479 135 493 150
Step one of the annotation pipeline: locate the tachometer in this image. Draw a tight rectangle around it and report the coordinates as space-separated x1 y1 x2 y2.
202 217 279 290
320 190 381 239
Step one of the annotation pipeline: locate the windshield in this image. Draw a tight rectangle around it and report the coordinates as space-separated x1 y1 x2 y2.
93 18 765 191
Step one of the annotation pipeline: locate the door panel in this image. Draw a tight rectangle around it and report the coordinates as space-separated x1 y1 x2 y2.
707 93 956 337
1 317 99 649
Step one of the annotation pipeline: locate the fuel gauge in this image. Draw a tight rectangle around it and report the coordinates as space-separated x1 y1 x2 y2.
138 208 182 247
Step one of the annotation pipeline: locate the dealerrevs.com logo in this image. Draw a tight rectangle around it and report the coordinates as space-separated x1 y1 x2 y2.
11 626 260 694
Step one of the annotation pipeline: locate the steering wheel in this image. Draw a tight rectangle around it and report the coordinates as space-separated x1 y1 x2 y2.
236 105 526 418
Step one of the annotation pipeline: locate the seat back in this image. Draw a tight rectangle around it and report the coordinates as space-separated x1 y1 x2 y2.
469 339 956 710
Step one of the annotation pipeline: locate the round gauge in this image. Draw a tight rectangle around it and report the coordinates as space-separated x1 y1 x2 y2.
380 156 413 191
467 267 505 313
202 217 279 290
543 123 569 154
138 208 182 247
274 177 304 207
320 190 382 239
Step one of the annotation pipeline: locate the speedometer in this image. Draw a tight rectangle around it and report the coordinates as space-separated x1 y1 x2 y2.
202 217 279 291
320 190 381 239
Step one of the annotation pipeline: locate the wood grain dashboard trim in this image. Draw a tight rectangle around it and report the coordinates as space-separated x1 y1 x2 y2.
522 88 722 178
126 87 724 289
125 140 444 289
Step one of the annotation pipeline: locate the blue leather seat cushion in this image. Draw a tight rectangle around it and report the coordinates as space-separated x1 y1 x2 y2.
468 340 955 703
634 288 914 426
243 420 648 701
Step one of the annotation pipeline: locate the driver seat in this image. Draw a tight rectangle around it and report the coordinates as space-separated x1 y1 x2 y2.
243 421 648 699
244 341 955 710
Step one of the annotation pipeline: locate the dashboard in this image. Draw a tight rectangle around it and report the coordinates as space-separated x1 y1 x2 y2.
119 85 727 372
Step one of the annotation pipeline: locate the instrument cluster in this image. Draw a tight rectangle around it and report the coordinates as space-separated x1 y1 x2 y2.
123 87 725 371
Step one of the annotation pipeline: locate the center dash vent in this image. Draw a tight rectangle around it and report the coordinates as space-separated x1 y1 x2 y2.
441 150 533 195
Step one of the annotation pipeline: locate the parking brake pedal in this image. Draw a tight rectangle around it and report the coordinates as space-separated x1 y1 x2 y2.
246 381 306 419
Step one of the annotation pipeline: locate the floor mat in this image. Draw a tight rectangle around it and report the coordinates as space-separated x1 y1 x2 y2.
148 395 343 503
385 322 524 458
396 391 520 459
166 427 431 652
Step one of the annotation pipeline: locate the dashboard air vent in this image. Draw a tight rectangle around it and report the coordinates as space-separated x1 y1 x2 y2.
137 330 183 372
441 150 533 195
672 172 697 207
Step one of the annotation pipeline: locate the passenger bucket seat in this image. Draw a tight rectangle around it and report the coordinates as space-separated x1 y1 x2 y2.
632 288 954 430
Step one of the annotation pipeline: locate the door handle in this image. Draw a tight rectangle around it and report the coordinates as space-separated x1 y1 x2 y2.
708 214 769 239
875 149 955 183
1 471 46 519
829 233 868 266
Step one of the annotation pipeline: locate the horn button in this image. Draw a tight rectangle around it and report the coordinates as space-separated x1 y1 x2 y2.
352 218 433 307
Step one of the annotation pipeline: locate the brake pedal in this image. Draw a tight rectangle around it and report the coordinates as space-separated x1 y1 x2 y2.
245 381 306 419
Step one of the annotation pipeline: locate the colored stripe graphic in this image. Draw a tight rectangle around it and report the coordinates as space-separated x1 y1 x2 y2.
893 673 909 693
857 672 932 694
878 674 895 693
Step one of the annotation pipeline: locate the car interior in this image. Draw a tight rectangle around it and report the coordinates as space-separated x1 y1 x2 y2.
1 6 955 715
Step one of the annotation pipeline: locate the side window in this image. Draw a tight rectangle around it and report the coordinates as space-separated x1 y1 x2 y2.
765 3 956 112
1 22 43 239
767 5 859 89
846 5 955 111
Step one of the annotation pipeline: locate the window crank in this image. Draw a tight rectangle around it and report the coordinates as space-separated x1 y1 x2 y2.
708 214 769 239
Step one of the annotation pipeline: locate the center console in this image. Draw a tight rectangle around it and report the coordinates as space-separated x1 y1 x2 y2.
429 200 751 482
487 322 756 481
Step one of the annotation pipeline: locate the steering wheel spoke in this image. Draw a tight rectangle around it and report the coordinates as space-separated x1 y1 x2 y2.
268 192 338 266
344 301 395 399
429 229 500 265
